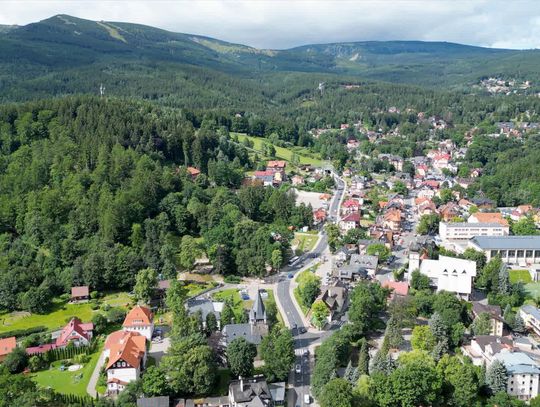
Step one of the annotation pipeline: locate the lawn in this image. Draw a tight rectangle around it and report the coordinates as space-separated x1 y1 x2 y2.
525 283 540 299
0 292 130 334
233 133 324 167
509 269 532 284
292 232 319 254
32 348 102 397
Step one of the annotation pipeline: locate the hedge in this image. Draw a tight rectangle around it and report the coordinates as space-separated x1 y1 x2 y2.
0 326 47 339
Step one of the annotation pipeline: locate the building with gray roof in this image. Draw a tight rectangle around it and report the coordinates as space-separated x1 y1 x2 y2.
468 236 540 264
493 351 540 401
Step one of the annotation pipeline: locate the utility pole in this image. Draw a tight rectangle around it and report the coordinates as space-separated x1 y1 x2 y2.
99 83 105 98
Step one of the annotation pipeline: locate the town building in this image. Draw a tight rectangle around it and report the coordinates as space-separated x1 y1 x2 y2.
519 305 540 336
316 282 347 322
468 212 509 227
123 305 154 341
0 337 16 362
468 236 540 265
439 222 510 241
187 298 224 329
417 255 477 299
70 286 90 302
228 375 274 407
56 317 94 348
495 352 540 401
104 330 147 395
221 290 268 347
472 302 505 336
339 212 360 231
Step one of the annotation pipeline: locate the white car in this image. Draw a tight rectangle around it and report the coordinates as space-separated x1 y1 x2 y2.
304 394 311 404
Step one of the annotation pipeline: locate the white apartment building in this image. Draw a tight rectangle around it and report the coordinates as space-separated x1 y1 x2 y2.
495 352 540 402
418 255 477 299
439 222 509 241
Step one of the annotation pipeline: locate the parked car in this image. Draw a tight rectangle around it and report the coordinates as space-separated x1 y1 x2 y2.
299 327 307 334
304 394 311 404
295 364 302 374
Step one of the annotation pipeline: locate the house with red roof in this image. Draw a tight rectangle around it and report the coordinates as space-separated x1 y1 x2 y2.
313 208 327 225
71 286 89 302
267 160 286 171
123 305 154 341
0 337 16 362
341 199 361 215
26 343 58 355
56 318 94 348
339 213 361 231
104 330 147 395
383 209 402 231
382 281 410 300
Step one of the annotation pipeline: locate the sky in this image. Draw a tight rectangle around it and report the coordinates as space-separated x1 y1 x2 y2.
1 0 539 50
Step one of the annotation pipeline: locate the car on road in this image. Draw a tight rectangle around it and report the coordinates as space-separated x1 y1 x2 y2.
288 273 294 279
295 364 301 374
299 327 307 334
303 349 309 356
304 394 311 404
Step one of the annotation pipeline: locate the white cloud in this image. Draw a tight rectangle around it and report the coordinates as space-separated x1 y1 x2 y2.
0 0 538 49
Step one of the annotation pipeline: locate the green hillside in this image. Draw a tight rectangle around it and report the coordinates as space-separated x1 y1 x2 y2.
1 13 540 104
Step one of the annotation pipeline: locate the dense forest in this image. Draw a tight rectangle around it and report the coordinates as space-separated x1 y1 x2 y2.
0 97 313 313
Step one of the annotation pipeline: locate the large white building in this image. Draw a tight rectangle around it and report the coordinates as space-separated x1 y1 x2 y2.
439 222 509 241
494 352 540 402
519 305 540 336
417 255 477 299
468 236 540 265
122 305 154 341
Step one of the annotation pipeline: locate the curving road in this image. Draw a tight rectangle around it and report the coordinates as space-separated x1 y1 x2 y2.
276 173 345 406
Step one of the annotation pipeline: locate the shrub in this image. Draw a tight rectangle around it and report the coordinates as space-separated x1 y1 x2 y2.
0 326 47 339
59 293 71 302
224 275 241 284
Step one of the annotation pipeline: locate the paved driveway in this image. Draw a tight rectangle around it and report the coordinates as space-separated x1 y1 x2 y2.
87 350 106 397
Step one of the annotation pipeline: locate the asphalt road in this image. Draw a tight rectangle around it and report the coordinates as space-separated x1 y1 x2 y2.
276 174 345 406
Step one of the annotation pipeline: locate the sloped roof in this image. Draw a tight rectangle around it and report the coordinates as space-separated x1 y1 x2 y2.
0 337 16 357
250 290 266 322
341 212 361 223
469 212 508 226
71 286 89 297
105 330 146 369
56 318 93 347
123 305 153 327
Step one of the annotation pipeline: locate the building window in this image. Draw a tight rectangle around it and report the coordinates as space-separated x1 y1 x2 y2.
526 250 533 258
518 250 524 258
491 250 498 258
500 250 507 257
509 250 516 257
535 250 540 257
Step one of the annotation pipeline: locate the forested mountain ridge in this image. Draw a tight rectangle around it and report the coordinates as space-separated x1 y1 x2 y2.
0 97 313 313
1 13 540 103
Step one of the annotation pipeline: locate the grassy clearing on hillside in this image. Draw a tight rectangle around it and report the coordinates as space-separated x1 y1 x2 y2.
510 269 532 284
293 232 319 254
233 133 324 167
0 292 130 334
525 283 540 299
32 348 102 396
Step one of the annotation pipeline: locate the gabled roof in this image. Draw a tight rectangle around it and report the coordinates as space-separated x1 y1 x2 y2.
187 167 201 176
56 318 93 347
341 212 360 223
123 305 153 327
342 199 360 208
469 212 508 226
71 286 89 297
105 330 146 369
0 337 16 357
382 281 409 296
384 208 401 223
267 160 286 169
472 302 503 321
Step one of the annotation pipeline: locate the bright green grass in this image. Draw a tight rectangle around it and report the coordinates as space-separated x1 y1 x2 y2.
233 133 324 167
509 269 532 284
0 292 130 334
293 232 319 254
32 348 102 397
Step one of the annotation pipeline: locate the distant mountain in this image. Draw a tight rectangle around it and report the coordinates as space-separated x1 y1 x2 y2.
0 14 539 102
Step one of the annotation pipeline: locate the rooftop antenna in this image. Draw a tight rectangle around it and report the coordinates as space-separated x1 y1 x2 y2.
99 83 105 98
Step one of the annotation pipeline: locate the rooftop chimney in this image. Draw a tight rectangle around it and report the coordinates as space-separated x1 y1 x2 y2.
239 376 244 391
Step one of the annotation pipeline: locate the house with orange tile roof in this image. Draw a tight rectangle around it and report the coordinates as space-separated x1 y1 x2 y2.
186 167 201 179
383 208 402 231
382 281 410 299
123 305 154 341
56 318 93 348
468 212 509 227
104 330 147 395
267 160 286 170
0 337 16 362
341 199 360 215
70 285 89 302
